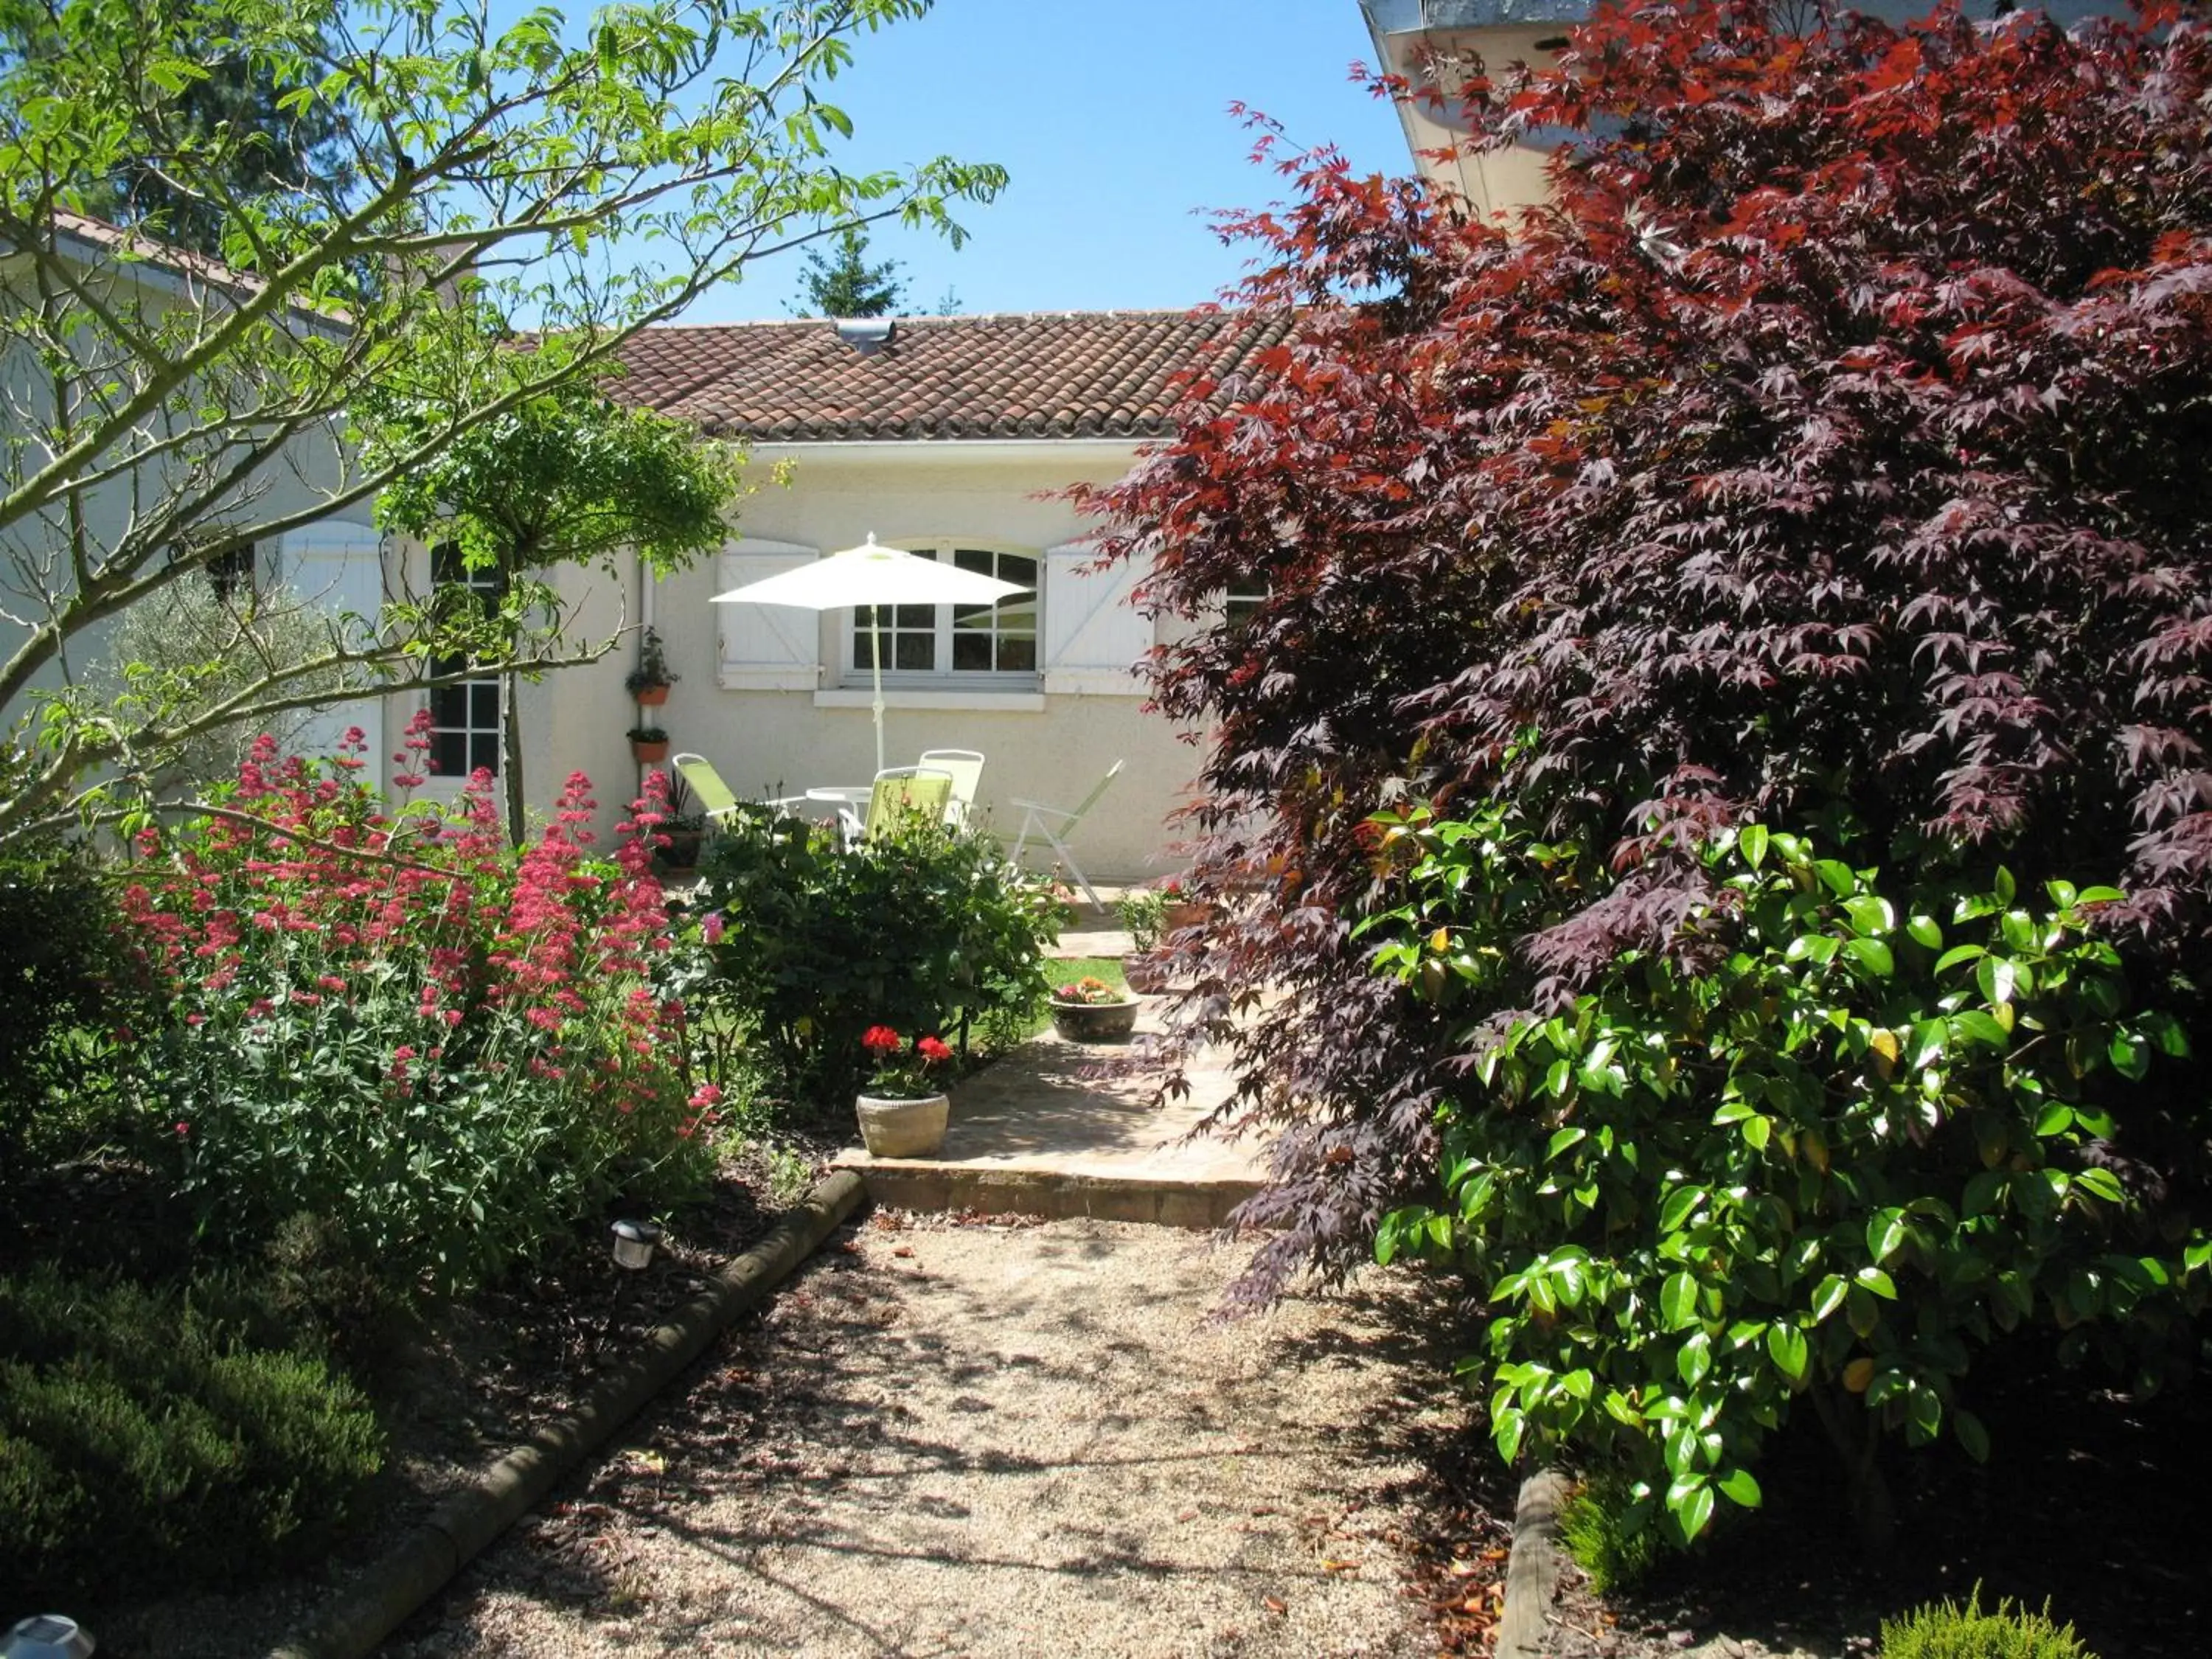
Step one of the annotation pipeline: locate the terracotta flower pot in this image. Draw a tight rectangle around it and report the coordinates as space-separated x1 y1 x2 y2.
633 683 671 708
632 738 670 763
1049 997 1141 1043
855 1092 950 1158
1121 953 1169 995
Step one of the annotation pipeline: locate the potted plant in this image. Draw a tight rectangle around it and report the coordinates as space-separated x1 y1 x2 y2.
1115 886 1170 994
626 626 678 707
654 772 709 873
1048 975 1140 1042
1159 877 1214 934
854 1024 955 1158
628 723 670 763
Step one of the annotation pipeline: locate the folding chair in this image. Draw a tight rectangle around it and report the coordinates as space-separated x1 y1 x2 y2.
840 766 955 846
670 753 743 823
672 752 810 826
916 748 985 827
1007 759 1123 911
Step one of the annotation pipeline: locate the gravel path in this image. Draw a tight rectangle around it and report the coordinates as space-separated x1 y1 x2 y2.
388 1214 1455 1658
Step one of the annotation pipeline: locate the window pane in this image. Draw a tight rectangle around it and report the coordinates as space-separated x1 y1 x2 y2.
1000 635 1036 672
470 683 499 726
1001 554 1037 587
893 603 933 630
894 633 934 671
952 633 992 671
431 731 465 776
431 684 468 726
470 732 501 775
953 546 992 575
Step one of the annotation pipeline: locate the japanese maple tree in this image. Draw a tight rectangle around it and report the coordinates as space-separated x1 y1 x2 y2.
1082 0 2212 1315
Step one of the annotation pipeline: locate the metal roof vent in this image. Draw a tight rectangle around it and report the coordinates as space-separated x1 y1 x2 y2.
834 317 897 356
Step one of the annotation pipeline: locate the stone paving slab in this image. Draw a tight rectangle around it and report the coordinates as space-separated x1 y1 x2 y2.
833 1006 1266 1228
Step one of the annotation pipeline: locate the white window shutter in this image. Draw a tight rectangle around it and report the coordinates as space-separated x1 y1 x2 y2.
716 539 821 690
1040 539 1151 696
276 518 387 762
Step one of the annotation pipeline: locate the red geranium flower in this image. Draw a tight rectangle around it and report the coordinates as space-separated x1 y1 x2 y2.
917 1035 953 1064
861 1024 903 1055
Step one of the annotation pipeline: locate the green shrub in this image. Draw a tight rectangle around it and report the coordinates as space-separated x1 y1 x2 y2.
0 841 143 1169
1560 1466 1662 1596
698 804 1065 1104
1368 807 2209 1554
1880 1587 2093 1659
0 1265 384 1601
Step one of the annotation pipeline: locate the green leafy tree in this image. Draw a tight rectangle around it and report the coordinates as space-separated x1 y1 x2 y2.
0 0 1003 846
369 347 747 840
0 0 358 257
794 224 904 316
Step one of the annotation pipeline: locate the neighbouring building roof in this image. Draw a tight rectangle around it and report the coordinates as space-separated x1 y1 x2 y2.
608 309 1293 443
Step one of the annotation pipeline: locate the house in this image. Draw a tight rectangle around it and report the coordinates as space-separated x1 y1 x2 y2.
0 213 396 787
1357 0 2122 215
568 309 1290 880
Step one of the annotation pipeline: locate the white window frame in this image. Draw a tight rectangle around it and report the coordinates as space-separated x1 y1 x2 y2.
425 542 504 781
837 538 1041 692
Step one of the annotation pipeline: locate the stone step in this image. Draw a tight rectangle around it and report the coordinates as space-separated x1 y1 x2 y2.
831 1018 1265 1231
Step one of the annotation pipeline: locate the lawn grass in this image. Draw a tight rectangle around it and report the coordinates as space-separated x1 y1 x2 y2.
1043 956 1129 994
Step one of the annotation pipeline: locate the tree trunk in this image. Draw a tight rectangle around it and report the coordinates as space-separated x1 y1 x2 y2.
1808 1379 1897 1558
502 667 526 844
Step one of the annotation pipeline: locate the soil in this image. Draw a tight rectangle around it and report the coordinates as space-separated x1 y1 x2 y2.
378 1213 1486 1659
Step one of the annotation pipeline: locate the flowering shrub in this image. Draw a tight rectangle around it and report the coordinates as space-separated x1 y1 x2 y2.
116 719 712 1297
1051 976 1127 1006
860 1026 953 1099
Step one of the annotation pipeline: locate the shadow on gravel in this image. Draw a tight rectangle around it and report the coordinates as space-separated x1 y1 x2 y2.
395 1214 1481 1656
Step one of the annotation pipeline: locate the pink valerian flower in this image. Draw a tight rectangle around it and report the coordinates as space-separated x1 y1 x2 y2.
702 911 726 945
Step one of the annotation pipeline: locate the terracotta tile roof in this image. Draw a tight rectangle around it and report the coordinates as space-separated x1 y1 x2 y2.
608 309 1291 442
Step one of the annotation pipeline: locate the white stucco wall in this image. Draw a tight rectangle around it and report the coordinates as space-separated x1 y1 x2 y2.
0 241 397 804
521 439 1203 883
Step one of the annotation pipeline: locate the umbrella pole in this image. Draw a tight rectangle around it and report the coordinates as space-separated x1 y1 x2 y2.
869 604 886 776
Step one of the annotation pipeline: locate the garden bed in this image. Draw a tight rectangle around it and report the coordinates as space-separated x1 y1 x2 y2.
4 1147 803 1659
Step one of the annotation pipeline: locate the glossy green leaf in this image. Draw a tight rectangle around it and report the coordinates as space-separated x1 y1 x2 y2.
1766 1322 1809 1382
1715 1467 1763 1508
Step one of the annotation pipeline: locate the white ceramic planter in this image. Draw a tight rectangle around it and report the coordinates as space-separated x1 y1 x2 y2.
855 1091 950 1158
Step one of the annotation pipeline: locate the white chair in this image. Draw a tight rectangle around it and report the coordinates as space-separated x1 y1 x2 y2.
917 748 985 827
1007 759 1124 911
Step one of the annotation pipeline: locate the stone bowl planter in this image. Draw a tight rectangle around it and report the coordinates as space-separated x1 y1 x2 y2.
1049 996 1141 1043
855 1092 950 1158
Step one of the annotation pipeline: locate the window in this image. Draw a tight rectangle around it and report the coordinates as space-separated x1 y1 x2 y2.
1224 578 1267 626
426 543 504 778
206 537 260 602
848 543 1038 682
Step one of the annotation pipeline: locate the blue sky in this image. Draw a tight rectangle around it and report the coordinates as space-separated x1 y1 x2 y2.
685 0 1414 323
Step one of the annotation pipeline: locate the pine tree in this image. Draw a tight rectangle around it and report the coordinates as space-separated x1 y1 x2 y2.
795 226 904 317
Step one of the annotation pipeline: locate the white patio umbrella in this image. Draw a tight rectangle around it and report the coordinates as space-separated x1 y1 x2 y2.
709 535 1028 774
